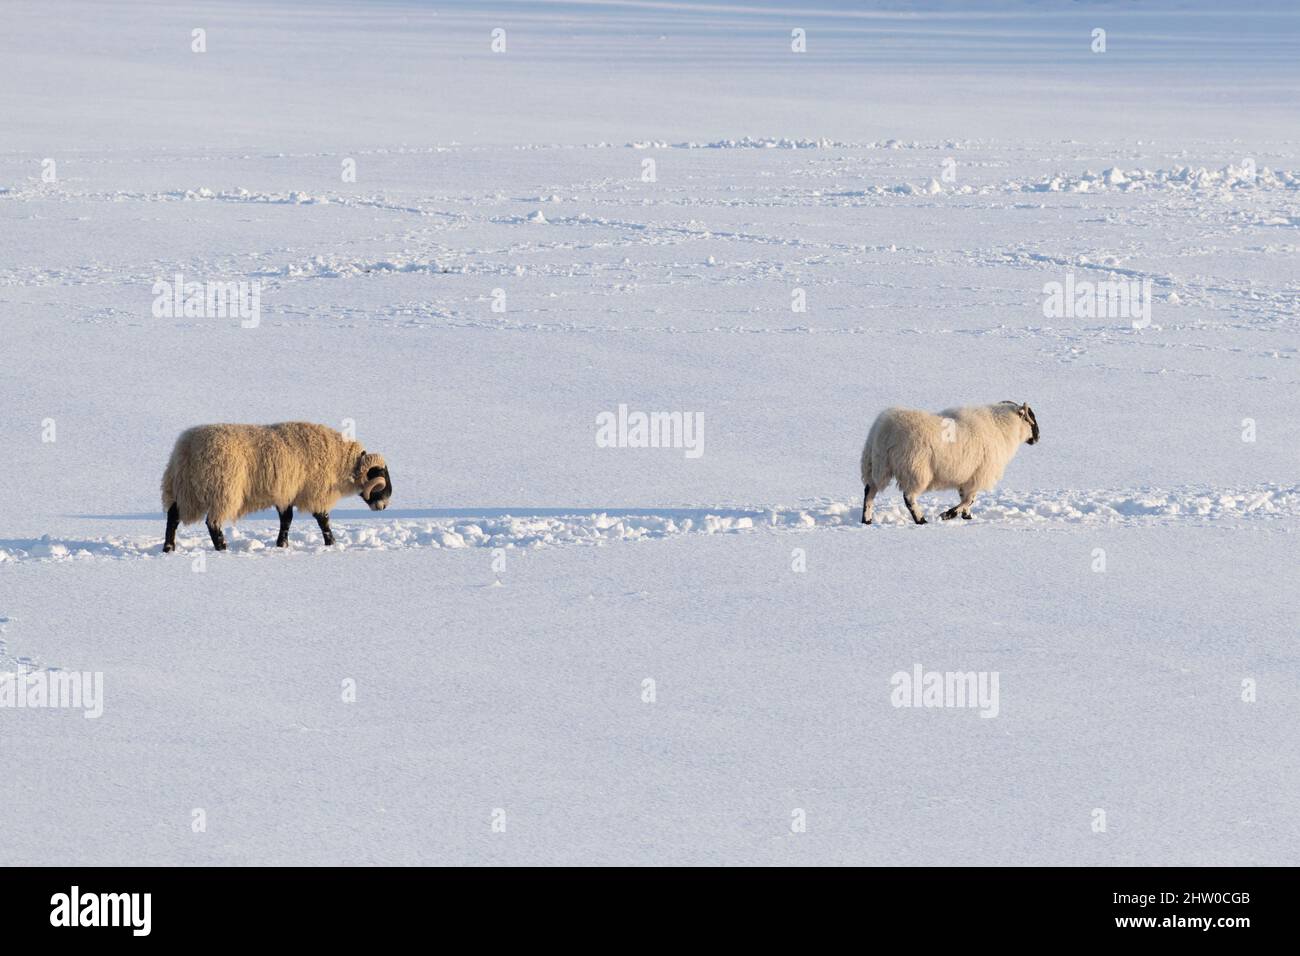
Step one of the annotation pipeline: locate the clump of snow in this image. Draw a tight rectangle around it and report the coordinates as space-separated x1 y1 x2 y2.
673 136 844 149
28 536 68 559
270 255 442 278
1024 164 1298 194
173 187 328 204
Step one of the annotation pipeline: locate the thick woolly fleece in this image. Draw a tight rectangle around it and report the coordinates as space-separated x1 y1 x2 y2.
161 422 386 526
861 403 1035 497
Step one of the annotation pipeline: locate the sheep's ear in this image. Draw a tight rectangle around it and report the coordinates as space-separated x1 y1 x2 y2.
1018 404 1030 418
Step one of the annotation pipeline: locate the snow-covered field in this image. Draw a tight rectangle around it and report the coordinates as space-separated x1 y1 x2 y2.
2 0 1297 865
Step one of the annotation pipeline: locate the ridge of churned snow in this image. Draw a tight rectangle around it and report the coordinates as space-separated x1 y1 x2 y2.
3 485 1295 563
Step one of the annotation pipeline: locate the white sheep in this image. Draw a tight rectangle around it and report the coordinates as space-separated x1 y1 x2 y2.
161 422 392 552
859 401 1039 525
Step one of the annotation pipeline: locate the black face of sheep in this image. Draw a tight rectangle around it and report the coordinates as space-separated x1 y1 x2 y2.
361 466 392 511
1019 404 1040 445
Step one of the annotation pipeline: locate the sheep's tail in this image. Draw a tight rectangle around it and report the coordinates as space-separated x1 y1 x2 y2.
860 413 891 487
859 434 874 486
160 432 211 525
161 454 177 511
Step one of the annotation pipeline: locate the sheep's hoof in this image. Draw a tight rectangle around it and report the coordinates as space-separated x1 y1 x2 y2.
162 543 175 553
276 537 289 548
861 518 872 526
962 512 972 520
940 509 958 521
914 517 927 525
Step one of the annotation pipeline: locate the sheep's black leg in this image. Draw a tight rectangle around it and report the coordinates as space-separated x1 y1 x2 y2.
862 479 883 524
207 520 227 551
955 488 976 520
276 506 293 547
163 503 179 552
903 493 927 525
314 512 334 546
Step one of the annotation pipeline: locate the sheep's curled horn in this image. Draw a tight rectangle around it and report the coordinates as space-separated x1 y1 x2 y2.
356 451 386 497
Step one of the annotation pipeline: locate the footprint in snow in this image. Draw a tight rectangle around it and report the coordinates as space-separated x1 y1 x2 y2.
0 616 59 675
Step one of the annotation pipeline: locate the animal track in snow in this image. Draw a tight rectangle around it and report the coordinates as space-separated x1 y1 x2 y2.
1 485 1295 564
0 615 56 676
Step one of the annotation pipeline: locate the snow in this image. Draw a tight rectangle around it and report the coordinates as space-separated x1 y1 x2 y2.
1 0 1298 865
